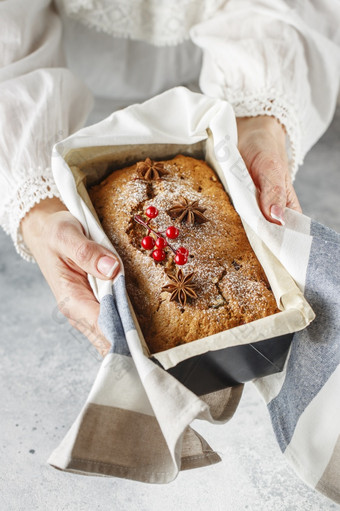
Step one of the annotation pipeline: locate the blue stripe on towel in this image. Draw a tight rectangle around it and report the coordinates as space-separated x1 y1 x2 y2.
113 274 137 334
98 275 133 356
267 221 340 451
311 218 340 244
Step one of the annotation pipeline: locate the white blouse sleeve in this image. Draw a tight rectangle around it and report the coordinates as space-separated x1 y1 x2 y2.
0 0 93 261
190 0 340 179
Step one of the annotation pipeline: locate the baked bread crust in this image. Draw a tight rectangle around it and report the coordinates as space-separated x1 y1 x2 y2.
89 155 279 354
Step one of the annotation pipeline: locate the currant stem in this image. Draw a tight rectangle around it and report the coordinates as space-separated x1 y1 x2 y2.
134 215 177 255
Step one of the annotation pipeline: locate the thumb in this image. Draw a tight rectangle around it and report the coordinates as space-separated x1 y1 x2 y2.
54 217 120 279
250 153 287 226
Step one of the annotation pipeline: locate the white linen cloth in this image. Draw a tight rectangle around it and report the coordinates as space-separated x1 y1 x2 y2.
0 0 339 260
48 87 340 504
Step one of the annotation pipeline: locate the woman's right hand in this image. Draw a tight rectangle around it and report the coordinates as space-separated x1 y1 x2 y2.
21 197 120 357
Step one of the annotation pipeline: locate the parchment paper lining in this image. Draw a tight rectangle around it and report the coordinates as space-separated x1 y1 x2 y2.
62 135 315 370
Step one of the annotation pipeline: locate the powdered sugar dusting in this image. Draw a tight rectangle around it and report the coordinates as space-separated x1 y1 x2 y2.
90 155 279 352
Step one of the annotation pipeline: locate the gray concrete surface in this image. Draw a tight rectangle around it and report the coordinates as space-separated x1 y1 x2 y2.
0 110 339 511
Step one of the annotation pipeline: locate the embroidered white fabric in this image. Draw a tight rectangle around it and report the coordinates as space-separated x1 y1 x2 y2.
61 0 227 46
1 170 62 262
224 88 302 179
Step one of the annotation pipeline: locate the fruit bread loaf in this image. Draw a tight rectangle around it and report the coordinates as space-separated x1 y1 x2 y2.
89 154 279 354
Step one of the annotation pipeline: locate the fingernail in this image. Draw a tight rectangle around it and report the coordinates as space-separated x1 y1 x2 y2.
270 205 285 226
97 256 119 277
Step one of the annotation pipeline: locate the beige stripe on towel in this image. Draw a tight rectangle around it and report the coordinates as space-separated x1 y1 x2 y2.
68 403 220 483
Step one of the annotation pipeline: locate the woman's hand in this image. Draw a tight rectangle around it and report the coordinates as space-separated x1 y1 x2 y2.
21 197 120 357
236 116 302 225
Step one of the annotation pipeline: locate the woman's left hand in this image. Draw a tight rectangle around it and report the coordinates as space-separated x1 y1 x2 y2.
236 115 302 225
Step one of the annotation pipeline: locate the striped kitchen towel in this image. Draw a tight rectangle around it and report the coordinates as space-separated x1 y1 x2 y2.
214 122 340 503
253 218 340 504
47 272 243 482
48 87 340 503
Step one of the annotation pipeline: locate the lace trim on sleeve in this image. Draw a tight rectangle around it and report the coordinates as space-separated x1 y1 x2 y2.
224 88 303 180
0 169 62 262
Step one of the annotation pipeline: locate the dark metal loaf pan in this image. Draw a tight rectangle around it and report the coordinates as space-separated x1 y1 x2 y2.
152 333 293 396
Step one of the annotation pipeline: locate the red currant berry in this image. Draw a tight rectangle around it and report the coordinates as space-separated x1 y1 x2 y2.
166 226 179 239
152 249 166 262
146 206 158 219
155 237 167 249
141 236 155 250
176 246 189 257
175 253 188 265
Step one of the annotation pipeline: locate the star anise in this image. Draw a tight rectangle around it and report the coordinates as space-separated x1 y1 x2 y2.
161 269 197 307
135 157 167 181
166 197 209 225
